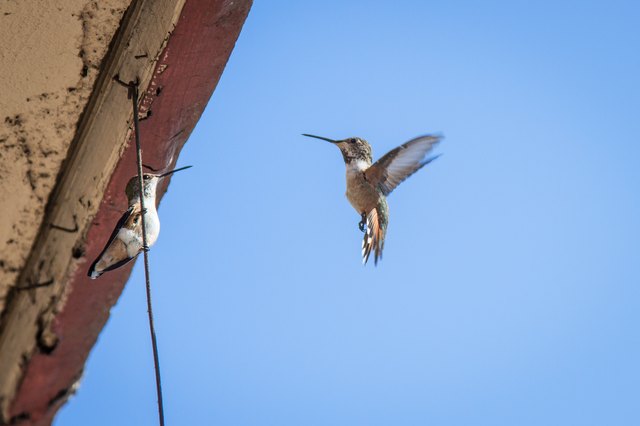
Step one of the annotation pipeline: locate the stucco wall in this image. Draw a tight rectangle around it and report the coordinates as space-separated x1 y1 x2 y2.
0 0 132 313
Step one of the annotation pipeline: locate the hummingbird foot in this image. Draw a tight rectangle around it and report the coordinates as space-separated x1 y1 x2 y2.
358 213 367 233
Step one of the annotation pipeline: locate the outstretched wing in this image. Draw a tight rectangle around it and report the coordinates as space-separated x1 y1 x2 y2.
365 134 442 196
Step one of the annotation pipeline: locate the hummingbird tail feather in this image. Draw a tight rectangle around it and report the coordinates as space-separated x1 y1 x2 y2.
362 208 384 265
87 238 135 279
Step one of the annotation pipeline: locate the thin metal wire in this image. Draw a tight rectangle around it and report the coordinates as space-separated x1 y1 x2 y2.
128 79 165 426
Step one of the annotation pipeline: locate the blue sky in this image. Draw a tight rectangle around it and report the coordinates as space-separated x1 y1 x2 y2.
57 1 640 425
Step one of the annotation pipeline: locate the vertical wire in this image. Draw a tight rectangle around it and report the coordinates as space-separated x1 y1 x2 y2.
130 81 166 426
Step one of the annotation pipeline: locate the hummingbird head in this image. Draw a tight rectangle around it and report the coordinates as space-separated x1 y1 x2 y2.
302 134 372 165
125 174 160 201
124 165 192 203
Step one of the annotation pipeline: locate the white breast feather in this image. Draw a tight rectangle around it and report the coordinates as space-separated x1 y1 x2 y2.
347 159 370 175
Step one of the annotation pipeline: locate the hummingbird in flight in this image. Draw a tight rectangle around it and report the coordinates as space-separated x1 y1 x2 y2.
303 133 442 265
88 165 192 279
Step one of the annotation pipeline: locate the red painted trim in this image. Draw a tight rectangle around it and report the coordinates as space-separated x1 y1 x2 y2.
10 1 251 423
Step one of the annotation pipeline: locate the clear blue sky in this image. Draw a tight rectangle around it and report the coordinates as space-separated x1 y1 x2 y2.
57 1 640 425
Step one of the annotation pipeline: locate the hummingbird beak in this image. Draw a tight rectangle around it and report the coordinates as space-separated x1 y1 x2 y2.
157 165 193 178
302 133 339 144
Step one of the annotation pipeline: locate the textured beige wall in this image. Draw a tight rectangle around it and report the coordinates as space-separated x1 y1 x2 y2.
0 1 131 309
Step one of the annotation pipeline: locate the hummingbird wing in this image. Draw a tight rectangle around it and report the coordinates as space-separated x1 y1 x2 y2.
88 204 141 278
365 134 442 196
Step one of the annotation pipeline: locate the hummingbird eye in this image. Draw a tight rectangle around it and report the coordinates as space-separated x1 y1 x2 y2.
350 138 357 144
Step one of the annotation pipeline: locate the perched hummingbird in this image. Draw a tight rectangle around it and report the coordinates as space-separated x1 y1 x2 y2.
303 133 442 265
88 166 192 279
